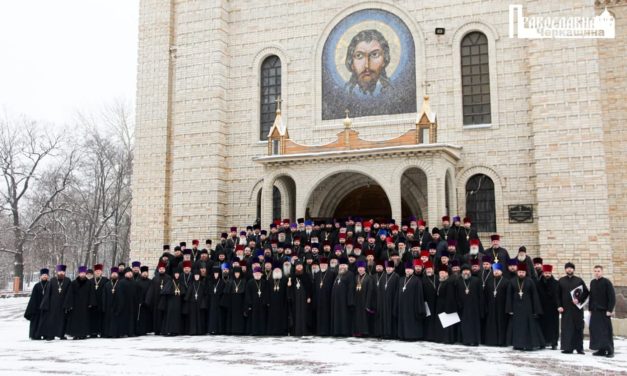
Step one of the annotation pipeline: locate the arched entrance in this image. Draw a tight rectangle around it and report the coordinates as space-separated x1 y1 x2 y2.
306 171 392 220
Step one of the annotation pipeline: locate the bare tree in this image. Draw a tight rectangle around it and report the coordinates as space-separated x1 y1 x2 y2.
0 114 77 290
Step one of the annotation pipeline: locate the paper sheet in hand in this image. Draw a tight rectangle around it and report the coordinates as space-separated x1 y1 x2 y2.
424 302 431 317
570 285 586 309
438 312 460 328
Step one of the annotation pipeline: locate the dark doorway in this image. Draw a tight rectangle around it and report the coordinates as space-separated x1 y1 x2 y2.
333 185 392 219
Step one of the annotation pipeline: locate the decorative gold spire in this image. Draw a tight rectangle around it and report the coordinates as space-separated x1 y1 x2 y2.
267 96 287 139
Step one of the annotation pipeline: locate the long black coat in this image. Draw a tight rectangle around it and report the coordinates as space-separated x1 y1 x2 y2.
24 281 48 339
313 270 335 336
422 275 438 342
135 277 153 335
184 279 207 335
352 273 376 336
536 276 559 346
374 272 399 339
588 277 615 352
88 276 108 336
288 273 313 336
396 274 425 341
38 277 72 339
245 278 267 335
266 277 288 335
223 277 246 335
102 278 135 338
66 277 92 338
483 275 509 346
506 276 544 350
145 273 169 335
557 275 589 352
160 277 186 335
456 276 483 345
331 271 355 336
434 278 458 344
206 277 226 334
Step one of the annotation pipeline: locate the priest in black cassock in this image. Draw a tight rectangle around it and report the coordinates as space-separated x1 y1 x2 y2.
184 271 207 335
374 260 399 339
223 265 246 335
557 262 589 354
434 265 457 344
331 257 355 337
505 263 545 351
266 264 289 336
483 263 509 346
206 264 227 335
588 265 615 358
536 264 559 349
88 264 107 337
313 257 335 336
456 264 483 346
352 260 376 337
135 266 153 335
102 267 127 338
145 262 170 335
160 267 186 336
24 268 49 340
421 261 438 342
38 264 72 340
288 261 312 336
245 266 267 335
396 260 425 341
66 266 92 339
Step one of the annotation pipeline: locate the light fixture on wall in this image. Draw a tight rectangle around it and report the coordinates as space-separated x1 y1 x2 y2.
435 28 445 35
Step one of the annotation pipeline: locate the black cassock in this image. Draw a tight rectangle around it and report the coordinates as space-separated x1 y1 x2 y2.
88 276 108 336
506 276 544 350
536 276 559 347
352 273 376 337
434 278 457 344
180 273 194 333
588 277 615 353
374 272 399 339
422 275 438 342
24 280 48 339
184 279 207 335
456 276 483 345
557 275 589 352
245 278 267 335
483 275 509 346
288 273 313 336
330 271 355 337
223 277 246 335
38 277 72 339
396 274 425 341
160 277 186 335
313 270 336 336
266 277 289 336
66 277 92 338
145 273 170 335
135 276 153 335
102 278 135 338
206 277 226 334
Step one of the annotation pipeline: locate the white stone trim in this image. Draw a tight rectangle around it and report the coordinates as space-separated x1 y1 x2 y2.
250 45 290 144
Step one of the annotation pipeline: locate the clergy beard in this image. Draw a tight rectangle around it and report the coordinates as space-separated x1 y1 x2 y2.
462 274 470 280
470 248 479 255
273 272 282 280
283 266 291 276
517 255 526 262
439 275 448 282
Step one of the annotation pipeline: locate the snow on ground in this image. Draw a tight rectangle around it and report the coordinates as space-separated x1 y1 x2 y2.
0 297 625 376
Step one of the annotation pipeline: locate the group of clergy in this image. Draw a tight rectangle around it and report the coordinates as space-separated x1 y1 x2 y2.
24 215 616 358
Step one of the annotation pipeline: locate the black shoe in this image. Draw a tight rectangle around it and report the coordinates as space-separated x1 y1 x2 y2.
551 345 557 350
592 350 605 356
605 352 614 358
576 350 585 355
561 350 573 354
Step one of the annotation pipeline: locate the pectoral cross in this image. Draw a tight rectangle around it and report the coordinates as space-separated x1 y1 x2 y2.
214 286 217 294
112 288 115 294
465 288 469 295
58 286 62 294
402 286 407 292
356 284 362 291
493 290 497 298
320 281 324 288
235 287 238 293
257 290 262 297
296 280 301 290
194 293 198 300
518 291 523 299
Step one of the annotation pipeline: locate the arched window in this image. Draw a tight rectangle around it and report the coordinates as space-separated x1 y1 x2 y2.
461 32 491 125
465 174 496 232
272 186 281 221
260 55 281 140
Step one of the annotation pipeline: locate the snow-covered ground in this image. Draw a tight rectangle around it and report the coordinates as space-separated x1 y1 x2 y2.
0 297 625 376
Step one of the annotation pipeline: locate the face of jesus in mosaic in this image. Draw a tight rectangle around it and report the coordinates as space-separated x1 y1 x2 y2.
345 29 391 95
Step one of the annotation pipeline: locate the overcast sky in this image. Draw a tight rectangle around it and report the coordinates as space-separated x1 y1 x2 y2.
0 0 139 126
